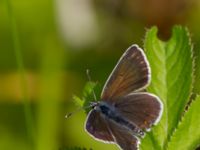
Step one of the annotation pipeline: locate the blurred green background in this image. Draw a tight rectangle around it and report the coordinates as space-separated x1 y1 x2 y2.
0 0 200 150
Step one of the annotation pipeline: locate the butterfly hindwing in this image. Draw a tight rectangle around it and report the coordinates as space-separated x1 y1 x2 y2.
106 117 140 150
101 45 150 100
86 109 140 150
114 93 163 131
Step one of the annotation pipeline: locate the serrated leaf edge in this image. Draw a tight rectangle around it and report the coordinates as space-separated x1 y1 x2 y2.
165 26 194 149
166 95 200 150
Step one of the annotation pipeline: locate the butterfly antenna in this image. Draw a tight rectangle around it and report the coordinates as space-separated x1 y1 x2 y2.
65 104 92 119
86 69 97 101
65 107 83 119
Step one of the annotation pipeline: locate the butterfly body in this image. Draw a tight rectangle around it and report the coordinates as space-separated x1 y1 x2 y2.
85 45 163 150
93 101 144 137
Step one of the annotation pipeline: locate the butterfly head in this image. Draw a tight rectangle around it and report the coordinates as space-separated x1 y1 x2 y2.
89 101 99 109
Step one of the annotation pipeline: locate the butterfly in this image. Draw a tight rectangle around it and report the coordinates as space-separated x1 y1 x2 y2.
85 44 163 150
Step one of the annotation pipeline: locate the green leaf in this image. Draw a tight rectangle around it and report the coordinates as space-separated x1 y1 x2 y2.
141 26 193 149
73 95 84 107
72 81 97 113
193 44 200 95
167 95 200 150
82 81 97 99
82 81 97 113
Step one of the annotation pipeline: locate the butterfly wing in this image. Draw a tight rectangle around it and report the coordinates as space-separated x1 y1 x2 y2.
85 110 114 143
115 93 163 131
101 44 150 100
85 109 140 150
107 118 140 150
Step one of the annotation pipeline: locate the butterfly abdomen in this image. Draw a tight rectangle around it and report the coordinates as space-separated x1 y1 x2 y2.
96 102 144 137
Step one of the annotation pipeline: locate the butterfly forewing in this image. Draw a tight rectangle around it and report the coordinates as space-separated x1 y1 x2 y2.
115 93 163 130
85 110 114 143
101 45 150 100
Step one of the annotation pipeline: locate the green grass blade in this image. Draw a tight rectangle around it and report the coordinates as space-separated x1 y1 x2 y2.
141 26 193 149
167 95 200 150
5 0 34 144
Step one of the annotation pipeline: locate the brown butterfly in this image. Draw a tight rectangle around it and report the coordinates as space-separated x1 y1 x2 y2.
85 45 163 150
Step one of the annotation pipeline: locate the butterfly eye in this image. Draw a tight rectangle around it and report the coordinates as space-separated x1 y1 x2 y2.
89 102 98 109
